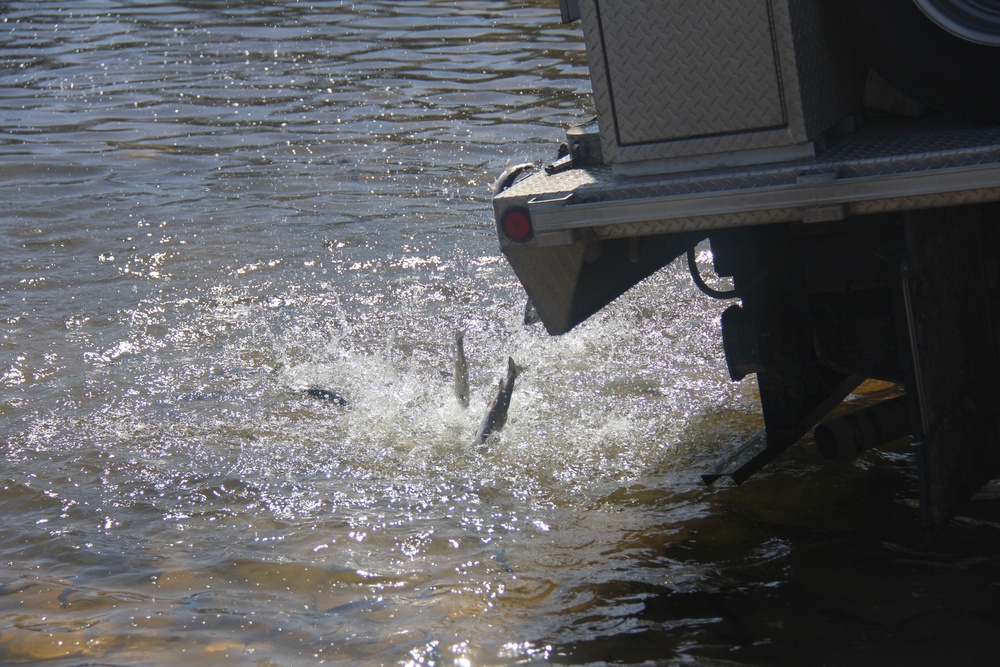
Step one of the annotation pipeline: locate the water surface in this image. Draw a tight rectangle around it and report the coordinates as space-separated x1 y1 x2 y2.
3 1 1000 665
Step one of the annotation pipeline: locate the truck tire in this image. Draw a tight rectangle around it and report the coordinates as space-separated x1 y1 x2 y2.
827 0 1000 120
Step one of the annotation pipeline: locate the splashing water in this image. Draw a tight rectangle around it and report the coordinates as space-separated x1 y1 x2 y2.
3 2 1000 665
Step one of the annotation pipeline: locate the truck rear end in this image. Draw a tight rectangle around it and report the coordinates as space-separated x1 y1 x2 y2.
492 0 1000 540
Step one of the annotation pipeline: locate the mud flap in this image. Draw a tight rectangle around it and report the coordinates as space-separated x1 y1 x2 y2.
898 204 1000 543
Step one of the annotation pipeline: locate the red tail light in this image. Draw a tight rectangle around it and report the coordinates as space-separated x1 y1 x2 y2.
500 207 533 242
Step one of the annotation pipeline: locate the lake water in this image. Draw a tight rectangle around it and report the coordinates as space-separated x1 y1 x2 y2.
3 1 1000 665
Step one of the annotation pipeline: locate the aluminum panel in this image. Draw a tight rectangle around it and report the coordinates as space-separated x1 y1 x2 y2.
580 0 862 174
599 2 784 144
786 0 863 139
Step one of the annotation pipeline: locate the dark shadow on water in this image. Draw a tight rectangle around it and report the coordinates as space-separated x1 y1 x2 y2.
548 435 1000 666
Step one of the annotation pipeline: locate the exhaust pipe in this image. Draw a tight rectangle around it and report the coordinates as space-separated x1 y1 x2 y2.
814 395 910 462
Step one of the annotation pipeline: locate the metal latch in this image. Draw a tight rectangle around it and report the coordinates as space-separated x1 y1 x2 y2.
545 153 573 175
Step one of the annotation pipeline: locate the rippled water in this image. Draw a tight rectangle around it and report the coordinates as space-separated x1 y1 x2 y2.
3 1 1000 665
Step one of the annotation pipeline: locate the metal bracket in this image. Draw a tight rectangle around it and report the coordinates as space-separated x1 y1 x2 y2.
798 169 847 223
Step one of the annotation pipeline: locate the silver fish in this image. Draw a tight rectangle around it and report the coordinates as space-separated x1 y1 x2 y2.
474 357 520 444
454 330 469 408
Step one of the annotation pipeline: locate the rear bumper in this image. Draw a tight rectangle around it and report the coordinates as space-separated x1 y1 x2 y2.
493 115 1000 334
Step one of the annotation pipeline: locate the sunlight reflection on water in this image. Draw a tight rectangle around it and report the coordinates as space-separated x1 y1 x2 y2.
3 1 1000 665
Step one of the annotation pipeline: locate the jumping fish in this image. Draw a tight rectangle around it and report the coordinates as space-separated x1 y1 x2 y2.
474 357 520 444
454 330 470 408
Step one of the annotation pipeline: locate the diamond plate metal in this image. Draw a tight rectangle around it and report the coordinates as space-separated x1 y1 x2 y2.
599 2 784 144
580 0 862 174
493 116 1000 242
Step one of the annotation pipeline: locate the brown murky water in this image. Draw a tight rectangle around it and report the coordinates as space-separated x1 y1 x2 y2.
2 1 999 665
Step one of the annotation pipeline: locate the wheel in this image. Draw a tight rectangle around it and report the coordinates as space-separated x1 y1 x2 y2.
825 0 1000 120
